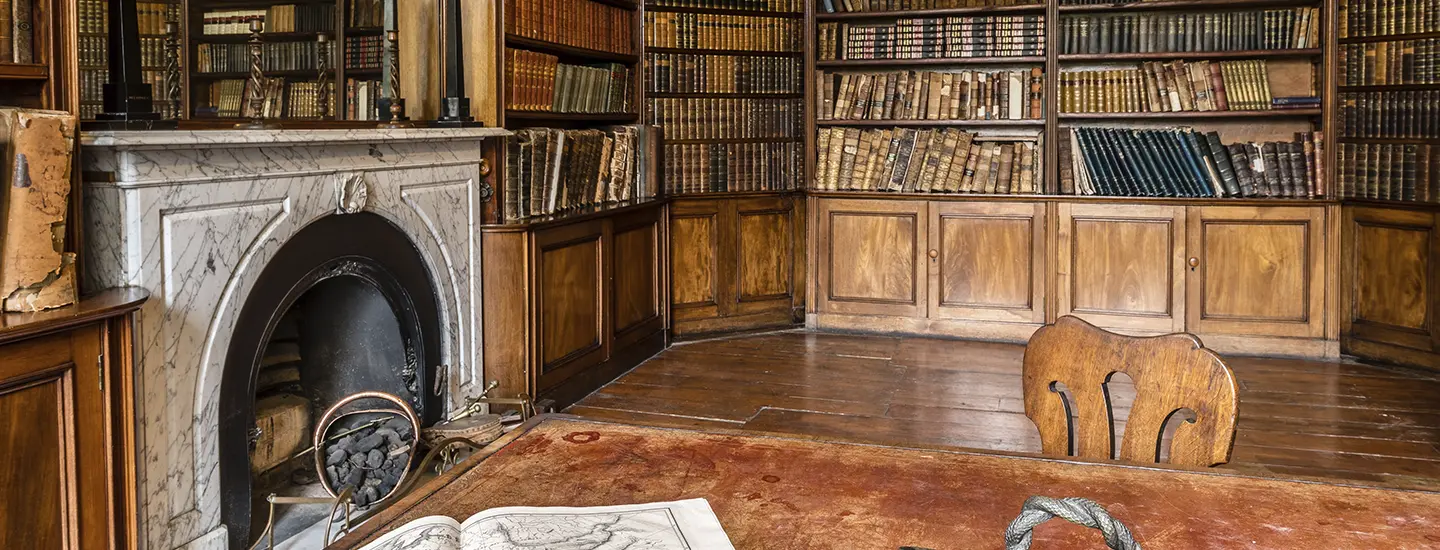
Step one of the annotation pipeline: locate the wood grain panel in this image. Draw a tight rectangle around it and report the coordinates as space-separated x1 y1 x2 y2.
1343 207 1440 355
0 375 71 549
929 202 1045 323
1057 204 1185 333
538 236 603 370
481 229 531 398
816 199 928 317
613 222 660 334
736 210 792 301
670 214 718 309
1187 206 1326 338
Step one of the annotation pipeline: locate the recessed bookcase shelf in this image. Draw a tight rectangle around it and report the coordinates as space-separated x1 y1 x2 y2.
647 47 804 57
647 92 805 99
817 119 1046 127
1059 109 1323 119
504 111 640 123
817 56 1047 67
1338 31 1440 44
815 3 1045 20
1059 49 1323 61
649 5 806 17
506 35 642 64
1055 0 1317 13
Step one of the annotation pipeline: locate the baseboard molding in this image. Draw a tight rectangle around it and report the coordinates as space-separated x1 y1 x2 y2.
1344 337 1440 372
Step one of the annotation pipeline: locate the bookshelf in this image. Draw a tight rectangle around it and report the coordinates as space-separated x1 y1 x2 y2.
76 0 399 124
2 0 67 112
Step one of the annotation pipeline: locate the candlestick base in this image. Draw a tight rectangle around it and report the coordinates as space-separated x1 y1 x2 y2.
234 119 281 130
376 98 414 128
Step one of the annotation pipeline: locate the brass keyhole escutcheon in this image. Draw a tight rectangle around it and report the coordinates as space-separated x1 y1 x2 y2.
1188 257 1199 271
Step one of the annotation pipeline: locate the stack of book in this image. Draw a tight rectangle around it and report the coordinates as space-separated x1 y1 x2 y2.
1060 61 1317 113
816 128 1041 193
504 126 657 220
818 69 1044 121
644 12 802 52
1340 39 1440 85
1340 0 1440 38
507 0 634 55
349 0 384 28
665 141 800 194
1060 127 1325 198
198 41 323 73
819 16 1045 61
346 79 383 120
1058 8 1322 55
345 36 382 69
652 0 801 12
646 53 800 94
283 81 335 118
202 5 335 34
819 0 1040 13
198 79 248 118
648 98 799 139
1338 91 1439 138
506 49 632 114
1337 143 1437 202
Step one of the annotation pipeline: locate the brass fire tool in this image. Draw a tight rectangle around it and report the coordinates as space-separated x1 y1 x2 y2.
248 488 354 550
236 18 279 129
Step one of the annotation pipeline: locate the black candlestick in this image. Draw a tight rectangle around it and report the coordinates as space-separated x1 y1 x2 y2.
434 0 480 127
91 0 176 129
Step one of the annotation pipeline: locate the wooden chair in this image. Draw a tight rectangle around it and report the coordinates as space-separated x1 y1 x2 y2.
1021 316 1240 467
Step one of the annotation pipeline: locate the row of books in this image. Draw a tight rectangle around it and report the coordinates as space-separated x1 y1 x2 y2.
506 0 634 55
664 142 799 194
1057 9 1322 55
819 16 1045 61
283 81 335 118
349 0 385 28
645 53 801 94
819 0 1040 13
817 128 1041 194
644 12 803 52
1060 127 1325 198
1337 142 1437 202
1339 0 1439 38
1 0 36 63
1059 61 1299 114
818 69 1043 121
346 78 384 120
505 126 656 220
197 42 325 73
345 36 382 70
1338 91 1440 139
77 0 109 35
1340 39 1440 86
201 5 336 35
649 0 802 12
195 78 268 118
505 49 633 114
647 98 800 139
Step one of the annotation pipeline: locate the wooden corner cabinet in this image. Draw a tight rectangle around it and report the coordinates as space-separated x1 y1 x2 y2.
481 201 668 408
810 196 1340 358
0 289 146 550
1341 205 1440 370
669 193 806 338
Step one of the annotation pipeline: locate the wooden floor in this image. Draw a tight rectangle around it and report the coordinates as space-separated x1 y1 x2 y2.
569 331 1440 492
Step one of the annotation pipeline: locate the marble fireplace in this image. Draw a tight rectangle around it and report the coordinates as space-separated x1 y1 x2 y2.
79 127 508 550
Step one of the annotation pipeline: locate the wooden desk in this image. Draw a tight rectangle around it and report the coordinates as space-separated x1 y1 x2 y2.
334 416 1440 549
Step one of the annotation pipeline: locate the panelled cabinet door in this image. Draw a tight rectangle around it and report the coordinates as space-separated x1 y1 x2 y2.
815 198 928 317
732 196 798 317
1342 206 1440 353
533 219 609 393
928 201 1046 323
1186 206 1326 338
669 200 724 324
1056 203 1187 333
611 208 665 350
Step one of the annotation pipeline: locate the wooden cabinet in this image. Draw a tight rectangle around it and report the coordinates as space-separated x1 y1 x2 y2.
1186 206 1327 338
670 195 804 337
928 202 1046 323
1056 203 1188 333
1341 206 1440 368
815 198 927 317
0 289 145 550
481 202 667 408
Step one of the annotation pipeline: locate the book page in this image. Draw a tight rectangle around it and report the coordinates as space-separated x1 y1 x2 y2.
358 515 462 550
457 498 735 550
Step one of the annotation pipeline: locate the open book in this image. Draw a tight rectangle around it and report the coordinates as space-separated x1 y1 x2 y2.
359 499 735 550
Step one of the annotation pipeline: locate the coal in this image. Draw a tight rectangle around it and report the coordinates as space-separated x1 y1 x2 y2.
318 419 412 507
326 448 347 466
366 449 384 468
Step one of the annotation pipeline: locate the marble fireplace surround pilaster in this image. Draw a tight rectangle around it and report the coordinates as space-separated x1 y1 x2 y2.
80 127 509 550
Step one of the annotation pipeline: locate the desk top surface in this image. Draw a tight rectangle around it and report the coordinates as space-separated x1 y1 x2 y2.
334 415 1440 549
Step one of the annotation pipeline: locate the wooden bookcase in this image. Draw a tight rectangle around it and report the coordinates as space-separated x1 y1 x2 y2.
1 0 67 111
497 0 643 129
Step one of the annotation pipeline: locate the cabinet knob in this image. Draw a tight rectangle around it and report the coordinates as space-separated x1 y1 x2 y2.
928 249 939 259
1188 257 1200 269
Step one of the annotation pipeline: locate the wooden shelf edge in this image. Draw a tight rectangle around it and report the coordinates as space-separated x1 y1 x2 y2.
505 111 639 121
1057 0 1317 13
1059 108 1321 119
646 5 803 17
647 47 803 57
816 3 1045 20
1059 49 1322 61
1337 84 1440 92
1339 31 1440 44
0 63 49 80
647 92 804 99
665 137 801 144
804 190 1339 205
816 119 1045 127
817 56 1045 67
505 35 639 63
482 197 668 229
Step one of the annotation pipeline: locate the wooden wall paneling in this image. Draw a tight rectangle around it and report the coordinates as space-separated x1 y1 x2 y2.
927 201 1046 324
611 207 666 349
791 197 808 323
815 198 928 317
481 228 532 399
1185 206 1327 339
1341 206 1440 357
104 316 139 550
532 220 609 393
669 199 724 324
1056 203 1186 334
733 196 796 314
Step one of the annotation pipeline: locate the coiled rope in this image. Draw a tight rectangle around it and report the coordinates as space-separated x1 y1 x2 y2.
1003 496 1142 550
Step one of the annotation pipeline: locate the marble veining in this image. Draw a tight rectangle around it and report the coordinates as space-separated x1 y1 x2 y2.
81 129 496 550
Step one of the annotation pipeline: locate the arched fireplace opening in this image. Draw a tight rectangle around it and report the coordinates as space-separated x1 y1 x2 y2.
217 212 444 550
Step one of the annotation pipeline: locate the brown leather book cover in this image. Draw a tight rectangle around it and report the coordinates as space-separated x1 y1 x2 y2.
0 109 77 311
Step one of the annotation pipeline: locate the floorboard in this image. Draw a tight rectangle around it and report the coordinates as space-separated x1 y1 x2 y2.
569 330 1440 492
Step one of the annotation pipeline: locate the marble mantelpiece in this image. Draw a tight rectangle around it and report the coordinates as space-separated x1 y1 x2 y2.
80 127 508 550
